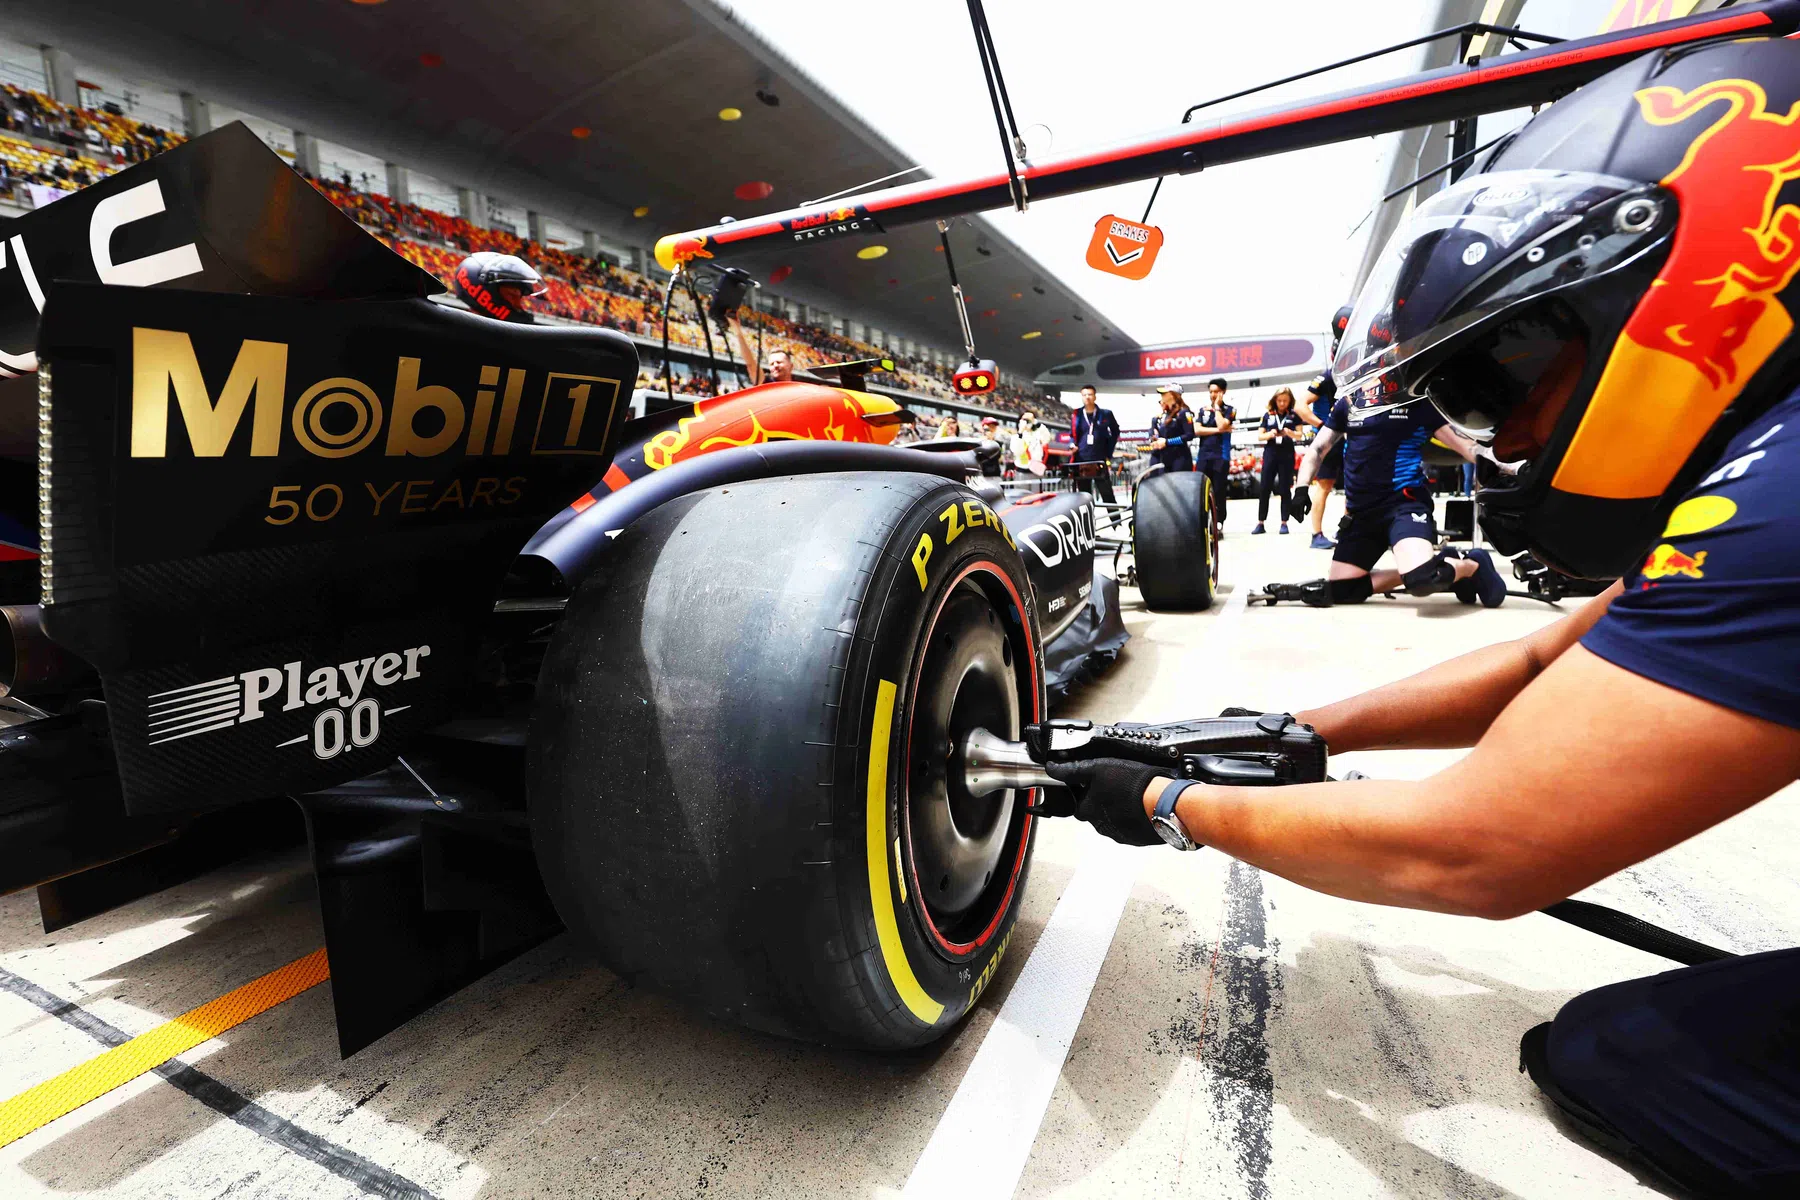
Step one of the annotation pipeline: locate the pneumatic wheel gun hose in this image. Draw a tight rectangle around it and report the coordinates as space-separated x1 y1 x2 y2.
960 711 1329 800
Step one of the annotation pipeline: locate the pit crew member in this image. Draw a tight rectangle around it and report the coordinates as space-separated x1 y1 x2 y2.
1296 304 1354 548
1070 385 1121 503
1036 40 1800 1194
1142 384 1195 475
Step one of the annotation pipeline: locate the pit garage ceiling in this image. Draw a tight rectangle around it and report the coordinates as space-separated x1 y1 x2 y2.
0 0 1135 377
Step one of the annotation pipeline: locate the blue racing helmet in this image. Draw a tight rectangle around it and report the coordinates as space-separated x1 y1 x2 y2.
453 252 546 322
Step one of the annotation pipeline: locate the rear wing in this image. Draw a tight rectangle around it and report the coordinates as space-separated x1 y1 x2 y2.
23 127 639 813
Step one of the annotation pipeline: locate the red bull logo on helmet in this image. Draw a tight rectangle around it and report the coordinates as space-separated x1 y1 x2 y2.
1629 79 1800 389
1552 76 1800 500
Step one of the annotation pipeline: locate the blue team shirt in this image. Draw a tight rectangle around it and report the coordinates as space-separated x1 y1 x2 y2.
1324 396 1435 510
1194 403 1234 461
1149 410 1195 471
1582 385 1800 730
1261 411 1302 447
1307 370 1337 423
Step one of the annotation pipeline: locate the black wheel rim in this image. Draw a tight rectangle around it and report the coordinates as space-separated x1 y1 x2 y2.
907 583 1022 945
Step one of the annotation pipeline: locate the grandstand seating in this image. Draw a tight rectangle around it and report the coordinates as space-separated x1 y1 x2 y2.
0 82 1040 413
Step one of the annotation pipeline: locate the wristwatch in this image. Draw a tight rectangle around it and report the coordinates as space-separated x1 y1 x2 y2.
1152 777 1199 851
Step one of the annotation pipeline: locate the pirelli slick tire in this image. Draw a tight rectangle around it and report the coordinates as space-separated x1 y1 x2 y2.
529 472 1043 1049
1133 470 1216 610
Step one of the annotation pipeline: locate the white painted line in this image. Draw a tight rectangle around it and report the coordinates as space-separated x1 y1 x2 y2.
902 837 1145 1200
901 581 1252 1199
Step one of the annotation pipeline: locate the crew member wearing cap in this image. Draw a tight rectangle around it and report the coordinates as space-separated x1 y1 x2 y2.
1143 385 1195 475
978 415 1004 476
1033 37 1800 1191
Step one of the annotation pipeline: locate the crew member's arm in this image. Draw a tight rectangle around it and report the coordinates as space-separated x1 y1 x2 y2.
1432 423 1480 464
1296 582 1621 751
1293 426 1339 488
1297 404 1325 429
1147 642 1800 917
730 317 763 387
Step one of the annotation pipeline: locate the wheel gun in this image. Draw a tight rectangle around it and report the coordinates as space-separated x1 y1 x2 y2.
959 711 1329 799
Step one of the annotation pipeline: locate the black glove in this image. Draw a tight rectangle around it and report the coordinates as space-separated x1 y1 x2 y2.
1034 758 1166 847
1289 486 1313 519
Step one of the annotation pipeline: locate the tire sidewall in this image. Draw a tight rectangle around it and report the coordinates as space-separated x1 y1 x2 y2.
838 485 1042 1046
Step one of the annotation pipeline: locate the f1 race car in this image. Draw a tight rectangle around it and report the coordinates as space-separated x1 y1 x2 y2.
0 125 1212 1054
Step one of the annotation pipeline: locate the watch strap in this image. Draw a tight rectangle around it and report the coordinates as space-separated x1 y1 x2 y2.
1156 777 1196 820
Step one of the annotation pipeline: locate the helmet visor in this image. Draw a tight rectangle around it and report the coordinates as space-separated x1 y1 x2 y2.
1334 169 1672 420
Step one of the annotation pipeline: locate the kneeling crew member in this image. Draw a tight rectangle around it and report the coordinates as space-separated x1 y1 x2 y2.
1280 384 1506 607
1037 40 1800 1193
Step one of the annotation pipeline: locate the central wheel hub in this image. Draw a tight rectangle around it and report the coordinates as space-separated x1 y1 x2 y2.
908 587 1020 931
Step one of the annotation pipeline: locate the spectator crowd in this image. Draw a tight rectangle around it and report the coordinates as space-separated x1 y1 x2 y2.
0 79 1044 417
0 82 180 192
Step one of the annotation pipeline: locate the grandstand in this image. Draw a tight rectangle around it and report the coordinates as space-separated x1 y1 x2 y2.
0 3 1121 422
0 73 1040 418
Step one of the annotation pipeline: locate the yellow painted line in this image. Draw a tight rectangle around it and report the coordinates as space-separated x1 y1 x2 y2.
0 949 328 1149
865 679 944 1024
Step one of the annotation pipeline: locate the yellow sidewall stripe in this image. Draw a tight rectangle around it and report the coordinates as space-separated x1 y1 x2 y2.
866 680 944 1025
0 948 329 1149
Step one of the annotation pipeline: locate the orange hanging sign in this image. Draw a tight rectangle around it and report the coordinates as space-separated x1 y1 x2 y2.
1085 214 1163 280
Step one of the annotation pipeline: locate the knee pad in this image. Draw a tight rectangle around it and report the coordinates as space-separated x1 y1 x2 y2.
1402 554 1457 596
1328 575 1373 605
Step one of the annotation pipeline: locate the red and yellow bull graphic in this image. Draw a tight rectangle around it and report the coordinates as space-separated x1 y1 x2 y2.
594 380 909 494
1636 495 1738 583
652 233 713 271
1598 0 1704 34
1554 77 1800 499
1640 543 1707 580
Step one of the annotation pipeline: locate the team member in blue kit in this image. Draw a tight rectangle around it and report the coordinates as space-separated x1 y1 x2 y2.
1142 383 1195 474
1296 305 1354 548
1192 378 1236 529
1031 41 1800 1193
1279 382 1507 606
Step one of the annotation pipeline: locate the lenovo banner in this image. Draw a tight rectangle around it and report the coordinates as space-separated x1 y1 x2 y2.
1098 337 1317 381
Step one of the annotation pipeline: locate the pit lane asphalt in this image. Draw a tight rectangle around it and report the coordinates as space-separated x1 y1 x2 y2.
4 495 1795 1199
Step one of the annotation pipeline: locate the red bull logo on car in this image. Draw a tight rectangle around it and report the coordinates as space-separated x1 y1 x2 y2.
653 233 713 271
593 380 908 493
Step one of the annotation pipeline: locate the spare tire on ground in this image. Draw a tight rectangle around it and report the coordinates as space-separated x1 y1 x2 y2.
529 472 1043 1049
1133 470 1216 610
